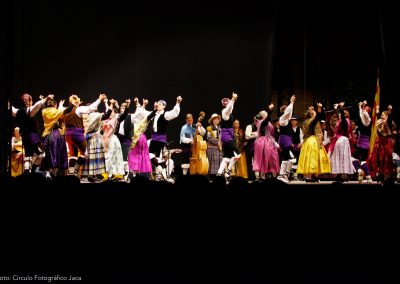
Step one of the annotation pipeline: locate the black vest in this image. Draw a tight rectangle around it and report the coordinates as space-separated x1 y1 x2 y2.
248 123 257 142
220 113 233 129
210 124 220 139
16 107 37 135
358 122 371 137
153 113 168 135
122 115 134 138
292 127 301 144
280 123 292 136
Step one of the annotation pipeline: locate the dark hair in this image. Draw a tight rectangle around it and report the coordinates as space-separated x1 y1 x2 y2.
46 98 56 108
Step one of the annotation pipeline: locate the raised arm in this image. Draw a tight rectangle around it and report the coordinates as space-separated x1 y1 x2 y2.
164 96 182 121
76 94 106 117
29 96 50 117
222 92 238 121
359 101 371 126
279 95 295 126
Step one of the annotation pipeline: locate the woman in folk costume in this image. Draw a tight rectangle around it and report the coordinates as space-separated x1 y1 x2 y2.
127 100 157 180
206 113 223 177
252 103 280 181
11 127 24 177
297 103 331 182
232 119 248 178
328 102 354 181
368 105 396 182
41 96 68 179
102 99 126 181
80 99 112 182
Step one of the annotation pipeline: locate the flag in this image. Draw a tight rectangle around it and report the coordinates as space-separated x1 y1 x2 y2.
369 72 380 154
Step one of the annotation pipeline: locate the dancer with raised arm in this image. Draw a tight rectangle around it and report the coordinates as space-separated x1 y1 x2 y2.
41 96 68 179
253 103 280 181
368 105 396 182
11 93 53 173
277 95 296 183
216 92 240 181
148 96 182 180
63 93 106 176
297 103 331 182
352 101 373 183
328 102 354 182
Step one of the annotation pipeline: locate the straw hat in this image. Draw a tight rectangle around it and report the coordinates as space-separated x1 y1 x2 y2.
208 113 221 124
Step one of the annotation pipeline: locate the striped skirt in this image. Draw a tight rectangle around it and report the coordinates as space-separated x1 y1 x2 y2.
81 133 106 176
207 144 223 175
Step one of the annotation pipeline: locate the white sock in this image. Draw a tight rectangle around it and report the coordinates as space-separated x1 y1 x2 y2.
279 161 288 176
217 158 230 175
286 161 293 175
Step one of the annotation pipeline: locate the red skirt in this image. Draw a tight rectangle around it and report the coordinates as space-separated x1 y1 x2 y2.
368 135 393 177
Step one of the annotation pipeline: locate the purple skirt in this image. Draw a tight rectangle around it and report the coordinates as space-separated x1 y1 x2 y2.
43 129 68 169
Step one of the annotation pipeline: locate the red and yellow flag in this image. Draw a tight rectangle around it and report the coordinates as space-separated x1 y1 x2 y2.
369 73 380 154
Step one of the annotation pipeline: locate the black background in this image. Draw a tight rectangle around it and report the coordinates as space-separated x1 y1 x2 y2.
8 0 400 146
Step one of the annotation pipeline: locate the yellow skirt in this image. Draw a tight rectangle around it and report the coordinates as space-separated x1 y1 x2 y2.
297 135 331 175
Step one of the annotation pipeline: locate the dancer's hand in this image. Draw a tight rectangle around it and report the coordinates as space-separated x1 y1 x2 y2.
99 94 107 101
232 92 238 101
176 96 183 103
290 95 296 104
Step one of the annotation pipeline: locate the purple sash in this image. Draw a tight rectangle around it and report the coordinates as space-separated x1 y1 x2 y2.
357 133 370 150
220 128 234 144
152 133 167 143
278 134 292 149
66 127 86 144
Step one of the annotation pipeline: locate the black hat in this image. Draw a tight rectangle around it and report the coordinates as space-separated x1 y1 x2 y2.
290 116 299 120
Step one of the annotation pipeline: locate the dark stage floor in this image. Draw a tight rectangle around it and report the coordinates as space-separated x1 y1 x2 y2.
2 174 399 283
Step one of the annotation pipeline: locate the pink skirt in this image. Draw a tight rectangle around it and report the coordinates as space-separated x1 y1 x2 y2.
127 134 152 173
253 135 280 174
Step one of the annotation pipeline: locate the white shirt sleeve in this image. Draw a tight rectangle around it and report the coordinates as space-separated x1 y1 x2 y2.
164 104 180 121
12 106 18 117
135 106 152 121
279 102 293 126
360 109 371 126
75 99 101 117
222 100 234 121
197 125 206 136
299 128 304 144
245 125 258 140
323 131 331 146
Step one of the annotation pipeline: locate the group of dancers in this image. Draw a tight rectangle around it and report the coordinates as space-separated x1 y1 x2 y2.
9 91 400 184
